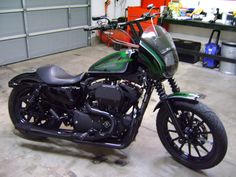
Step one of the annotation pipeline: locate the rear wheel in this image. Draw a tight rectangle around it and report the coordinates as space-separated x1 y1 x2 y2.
9 85 60 140
156 101 227 169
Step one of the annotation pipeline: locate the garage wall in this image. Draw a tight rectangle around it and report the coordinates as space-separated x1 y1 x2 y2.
90 0 141 20
109 0 141 19
91 0 105 17
0 0 91 65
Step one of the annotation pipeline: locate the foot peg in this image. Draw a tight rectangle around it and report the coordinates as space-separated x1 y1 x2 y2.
80 132 89 140
77 129 96 141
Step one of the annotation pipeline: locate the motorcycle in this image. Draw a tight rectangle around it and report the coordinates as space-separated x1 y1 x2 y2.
8 4 227 170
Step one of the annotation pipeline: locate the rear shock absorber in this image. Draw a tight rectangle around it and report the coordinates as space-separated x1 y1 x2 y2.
156 82 167 101
168 78 180 93
29 85 42 104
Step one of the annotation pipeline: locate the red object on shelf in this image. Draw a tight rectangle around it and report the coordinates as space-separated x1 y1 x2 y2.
142 0 169 8
127 7 158 32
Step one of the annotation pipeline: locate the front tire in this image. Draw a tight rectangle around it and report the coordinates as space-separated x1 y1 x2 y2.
156 101 227 169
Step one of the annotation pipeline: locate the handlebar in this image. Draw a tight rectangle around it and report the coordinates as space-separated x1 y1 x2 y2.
84 13 159 32
83 24 111 31
117 13 158 27
83 26 100 31
92 16 111 23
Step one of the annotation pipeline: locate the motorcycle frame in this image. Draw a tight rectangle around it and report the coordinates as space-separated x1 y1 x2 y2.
10 69 200 149
11 72 153 149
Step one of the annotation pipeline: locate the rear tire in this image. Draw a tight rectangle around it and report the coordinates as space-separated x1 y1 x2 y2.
9 85 60 140
156 101 227 169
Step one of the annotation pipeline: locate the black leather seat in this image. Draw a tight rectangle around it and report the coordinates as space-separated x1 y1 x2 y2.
36 65 85 85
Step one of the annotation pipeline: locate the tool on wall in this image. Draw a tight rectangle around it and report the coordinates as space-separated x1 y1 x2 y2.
105 0 111 16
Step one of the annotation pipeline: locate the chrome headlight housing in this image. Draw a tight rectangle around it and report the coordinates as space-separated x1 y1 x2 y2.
163 49 179 78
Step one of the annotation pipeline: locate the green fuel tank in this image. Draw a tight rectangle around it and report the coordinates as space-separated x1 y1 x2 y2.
88 51 133 74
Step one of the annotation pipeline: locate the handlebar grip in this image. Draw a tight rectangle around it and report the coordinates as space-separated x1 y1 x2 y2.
83 26 99 31
92 16 104 21
118 22 127 26
83 25 112 31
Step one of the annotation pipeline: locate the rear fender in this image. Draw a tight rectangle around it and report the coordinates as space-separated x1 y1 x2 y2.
8 72 42 88
154 92 203 112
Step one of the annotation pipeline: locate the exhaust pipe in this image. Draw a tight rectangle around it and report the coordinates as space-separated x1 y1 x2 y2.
85 104 115 135
15 105 116 144
15 122 126 149
15 123 75 139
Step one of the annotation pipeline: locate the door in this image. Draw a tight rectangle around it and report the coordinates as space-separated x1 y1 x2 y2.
0 0 91 65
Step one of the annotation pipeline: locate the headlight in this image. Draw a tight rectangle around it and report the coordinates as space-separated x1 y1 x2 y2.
163 50 179 78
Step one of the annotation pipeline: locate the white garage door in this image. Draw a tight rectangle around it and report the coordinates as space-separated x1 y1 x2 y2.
0 0 91 65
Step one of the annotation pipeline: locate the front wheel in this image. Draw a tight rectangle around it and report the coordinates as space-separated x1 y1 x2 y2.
156 101 227 169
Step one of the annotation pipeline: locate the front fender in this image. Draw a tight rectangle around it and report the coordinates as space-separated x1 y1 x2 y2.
9 72 42 88
154 92 203 112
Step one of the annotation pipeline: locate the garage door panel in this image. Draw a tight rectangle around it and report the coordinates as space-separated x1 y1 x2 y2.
0 38 27 65
29 30 88 58
0 13 25 38
0 0 90 65
27 9 68 33
25 0 69 8
70 0 88 5
70 8 88 27
68 29 88 49
0 0 22 10
29 32 70 57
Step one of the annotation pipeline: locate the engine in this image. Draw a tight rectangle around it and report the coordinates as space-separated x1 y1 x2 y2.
91 81 142 115
73 81 142 137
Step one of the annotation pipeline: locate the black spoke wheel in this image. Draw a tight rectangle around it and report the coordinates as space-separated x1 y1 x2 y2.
156 101 227 169
9 85 60 140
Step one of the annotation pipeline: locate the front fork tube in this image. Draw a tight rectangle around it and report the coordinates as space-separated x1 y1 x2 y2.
126 84 154 143
140 85 154 117
163 100 185 138
156 78 184 138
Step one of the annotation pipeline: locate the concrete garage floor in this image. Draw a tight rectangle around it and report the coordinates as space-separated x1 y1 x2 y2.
0 44 236 177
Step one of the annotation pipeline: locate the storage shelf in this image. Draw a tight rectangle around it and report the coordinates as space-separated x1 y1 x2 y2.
158 18 236 32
